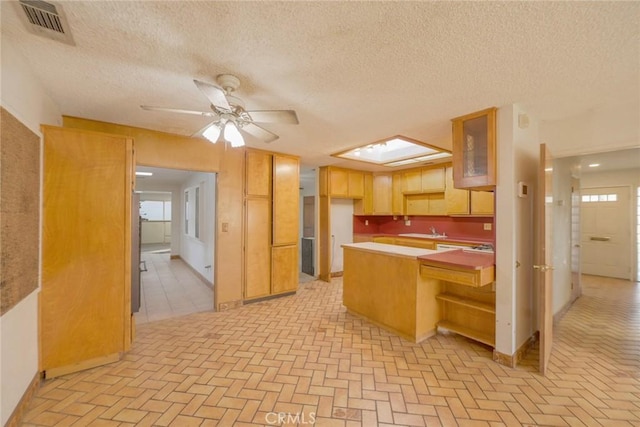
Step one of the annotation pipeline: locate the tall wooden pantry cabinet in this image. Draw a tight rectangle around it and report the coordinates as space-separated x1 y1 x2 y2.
244 149 299 300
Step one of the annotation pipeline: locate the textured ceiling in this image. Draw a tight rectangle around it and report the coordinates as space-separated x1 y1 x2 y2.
2 1 638 170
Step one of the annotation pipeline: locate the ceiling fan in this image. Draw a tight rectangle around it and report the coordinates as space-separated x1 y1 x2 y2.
141 74 298 147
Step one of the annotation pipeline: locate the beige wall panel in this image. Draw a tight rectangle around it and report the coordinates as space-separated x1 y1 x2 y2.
246 150 271 197
272 245 298 294
273 155 299 245
41 126 131 373
244 198 271 299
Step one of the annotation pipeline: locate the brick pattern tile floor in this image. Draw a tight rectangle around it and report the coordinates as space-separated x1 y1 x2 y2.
20 275 639 426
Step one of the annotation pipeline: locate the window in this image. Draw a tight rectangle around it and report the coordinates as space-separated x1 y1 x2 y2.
184 183 204 240
581 193 617 203
139 200 171 221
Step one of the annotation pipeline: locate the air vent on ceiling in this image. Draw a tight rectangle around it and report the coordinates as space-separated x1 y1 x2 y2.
16 0 75 45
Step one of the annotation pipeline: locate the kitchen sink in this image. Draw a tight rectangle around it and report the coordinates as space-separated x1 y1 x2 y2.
398 233 447 239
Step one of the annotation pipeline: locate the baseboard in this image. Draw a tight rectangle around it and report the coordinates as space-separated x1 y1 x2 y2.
170 255 213 289
554 297 578 324
492 331 539 368
45 353 120 379
217 300 243 312
330 271 343 278
5 372 41 427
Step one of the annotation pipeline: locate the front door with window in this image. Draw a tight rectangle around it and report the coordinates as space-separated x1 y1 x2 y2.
581 186 631 280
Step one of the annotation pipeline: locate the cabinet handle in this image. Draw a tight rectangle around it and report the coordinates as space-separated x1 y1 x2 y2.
589 236 610 241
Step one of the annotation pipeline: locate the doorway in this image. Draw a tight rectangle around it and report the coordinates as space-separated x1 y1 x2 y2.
133 166 216 323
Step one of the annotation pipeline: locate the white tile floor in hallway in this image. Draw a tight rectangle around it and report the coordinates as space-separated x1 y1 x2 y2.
134 252 214 324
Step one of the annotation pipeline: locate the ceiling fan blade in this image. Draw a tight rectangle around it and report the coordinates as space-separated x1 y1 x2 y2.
141 105 217 118
241 122 279 143
246 110 299 124
193 79 231 112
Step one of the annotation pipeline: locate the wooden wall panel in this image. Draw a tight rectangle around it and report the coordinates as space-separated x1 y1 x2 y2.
62 116 245 309
0 108 40 314
40 126 132 374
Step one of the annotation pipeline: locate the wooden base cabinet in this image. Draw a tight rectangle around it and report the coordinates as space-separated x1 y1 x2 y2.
272 245 298 294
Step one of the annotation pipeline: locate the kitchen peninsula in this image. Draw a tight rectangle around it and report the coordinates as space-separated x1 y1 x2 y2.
342 240 496 346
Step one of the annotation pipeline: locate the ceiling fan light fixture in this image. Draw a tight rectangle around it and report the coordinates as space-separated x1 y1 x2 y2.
224 121 245 147
202 123 221 144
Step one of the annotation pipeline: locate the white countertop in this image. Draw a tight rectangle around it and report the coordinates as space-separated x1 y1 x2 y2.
341 242 440 259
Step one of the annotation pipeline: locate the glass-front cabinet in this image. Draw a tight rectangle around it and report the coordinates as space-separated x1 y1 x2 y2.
451 107 497 190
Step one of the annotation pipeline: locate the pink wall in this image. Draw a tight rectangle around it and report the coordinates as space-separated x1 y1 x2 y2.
354 215 495 243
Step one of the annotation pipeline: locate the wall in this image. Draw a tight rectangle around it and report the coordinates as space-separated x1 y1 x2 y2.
330 199 354 273
495 104 539 357
550 157 579 315
1 40 62 426
353 215 494 243
541 102 640 158
180 172 216 284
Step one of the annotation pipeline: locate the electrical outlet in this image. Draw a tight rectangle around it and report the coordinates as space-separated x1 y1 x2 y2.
483 223 492 231
222 222 229 232
365 220 369 226
405 220 411 226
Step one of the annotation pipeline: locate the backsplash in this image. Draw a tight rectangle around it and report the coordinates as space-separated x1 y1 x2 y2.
353 215 495 243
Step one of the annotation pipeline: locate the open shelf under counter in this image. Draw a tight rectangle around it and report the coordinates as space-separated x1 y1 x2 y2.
437 320 495 347
436 293 495 314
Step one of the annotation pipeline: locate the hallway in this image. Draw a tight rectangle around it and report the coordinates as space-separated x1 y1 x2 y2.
20 275 639 426
134 253 213 324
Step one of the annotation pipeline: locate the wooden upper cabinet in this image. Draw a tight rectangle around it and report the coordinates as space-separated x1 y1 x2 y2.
391 173 404 215
470 190 495 215
320 167 365 198
329 168 349 197
246 150 272 197
372 173 392 214
403 166 445 194
445 166 470 215
452 107 497 190
348 171 365 198
272 154 299 245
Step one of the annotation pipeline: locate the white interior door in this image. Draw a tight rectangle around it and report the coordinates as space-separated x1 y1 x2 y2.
580 186 631 280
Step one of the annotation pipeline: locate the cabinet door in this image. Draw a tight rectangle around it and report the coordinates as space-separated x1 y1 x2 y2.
348 171 364 198
402 168 422 193
41 126 132 377
452 107 497 190
392 173 404 215
373 173 392 214
329 168 349 197
272 245 298 294
445 166 470 215
471 191 495 215
245 198 272 299
421 167 445 192
273 155 299 245
363 173 374 214
246 150 271 196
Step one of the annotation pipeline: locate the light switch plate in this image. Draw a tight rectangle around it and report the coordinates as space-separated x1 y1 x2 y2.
483 223 492 231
